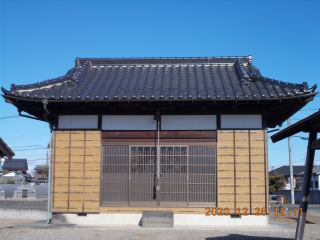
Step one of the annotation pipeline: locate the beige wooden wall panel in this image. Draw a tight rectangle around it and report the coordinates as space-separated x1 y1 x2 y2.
50 133 56 212
217 130 235 211
52 131 70 212
264 130 269 212
235 131 250 214
84 131 100 212
217 129 268 215
52 130 101 213
250 130 267 213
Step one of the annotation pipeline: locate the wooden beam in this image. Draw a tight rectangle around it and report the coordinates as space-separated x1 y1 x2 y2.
295 131 318 240
101 130 217 140
311 139 320 150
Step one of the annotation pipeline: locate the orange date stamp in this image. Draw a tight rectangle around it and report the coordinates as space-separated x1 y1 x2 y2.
205 207 267 216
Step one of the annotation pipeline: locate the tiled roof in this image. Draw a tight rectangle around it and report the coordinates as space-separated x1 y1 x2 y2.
2 158 28 171
297 166 320 176
0 137 15 160
1 56 317 101
269 165 305 176
34 165 48 170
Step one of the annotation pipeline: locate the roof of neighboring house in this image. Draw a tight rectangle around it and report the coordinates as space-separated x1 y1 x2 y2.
34 165 48 170
297 166 320 176
2 171 25 178
0 137 15 160
1 56 317 128
269 165 305 176
2 171 34 181
2 158 28 171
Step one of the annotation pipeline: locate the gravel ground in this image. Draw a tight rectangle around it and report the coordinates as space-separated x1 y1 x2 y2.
0 219 319 240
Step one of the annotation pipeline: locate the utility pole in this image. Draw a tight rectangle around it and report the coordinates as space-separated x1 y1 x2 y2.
288 119 295 204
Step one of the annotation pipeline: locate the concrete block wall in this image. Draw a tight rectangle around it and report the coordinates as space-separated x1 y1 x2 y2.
0 184 48 199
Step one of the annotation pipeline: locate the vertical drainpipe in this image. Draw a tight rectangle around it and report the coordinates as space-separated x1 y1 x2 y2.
42 98 53 224
153 110 160 206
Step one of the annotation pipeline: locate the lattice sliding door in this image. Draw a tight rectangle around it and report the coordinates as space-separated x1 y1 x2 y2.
101 144 216 207
102 146 129 206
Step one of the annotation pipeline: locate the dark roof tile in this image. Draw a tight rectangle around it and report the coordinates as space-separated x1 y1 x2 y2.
2 158 28 171
2 56 317 102
269 166 305 176
34 165 48 170
0 137 15 160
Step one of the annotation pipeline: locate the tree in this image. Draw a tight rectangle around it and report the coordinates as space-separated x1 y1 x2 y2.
5 178 15 184
269 174 285 194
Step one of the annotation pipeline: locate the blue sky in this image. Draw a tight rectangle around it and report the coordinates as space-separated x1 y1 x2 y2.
0 0 319 173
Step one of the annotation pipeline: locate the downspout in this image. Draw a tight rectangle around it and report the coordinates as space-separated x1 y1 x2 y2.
42 98 53 224
42 98 52 126
153 110 161 207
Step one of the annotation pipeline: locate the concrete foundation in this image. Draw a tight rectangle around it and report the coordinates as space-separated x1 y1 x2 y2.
0 207 47 220
52 213 268 226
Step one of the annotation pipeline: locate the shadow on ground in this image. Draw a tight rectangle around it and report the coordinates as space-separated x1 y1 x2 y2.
206 235 292 240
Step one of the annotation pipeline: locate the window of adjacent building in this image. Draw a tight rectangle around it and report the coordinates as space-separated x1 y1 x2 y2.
315 181 319 189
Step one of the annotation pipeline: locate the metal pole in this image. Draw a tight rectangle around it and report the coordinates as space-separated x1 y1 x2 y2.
288 119 295 204
156 118 160 206
46 129 53 224
157 119 160 180
295 131 317 240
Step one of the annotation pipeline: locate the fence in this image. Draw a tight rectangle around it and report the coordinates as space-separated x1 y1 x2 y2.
274 190 320 204
0 184 48 199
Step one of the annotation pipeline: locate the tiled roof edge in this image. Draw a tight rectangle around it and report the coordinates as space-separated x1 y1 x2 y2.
5 61 91 92
0 137 15 159
236 58 317 95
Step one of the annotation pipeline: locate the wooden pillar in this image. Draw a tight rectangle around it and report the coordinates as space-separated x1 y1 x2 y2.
295 131 317 240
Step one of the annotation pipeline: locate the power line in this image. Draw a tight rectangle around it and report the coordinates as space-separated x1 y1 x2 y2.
0 115 20 120
11 145 45 148
13 147 48 151
2 134 50 141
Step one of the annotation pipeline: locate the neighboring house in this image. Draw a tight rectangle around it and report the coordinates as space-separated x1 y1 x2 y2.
269 165 305 190
1 56 317 226
34 165 49 183
2 171 25 184
2 158 28 174
2 171 34 184
298 166 320 191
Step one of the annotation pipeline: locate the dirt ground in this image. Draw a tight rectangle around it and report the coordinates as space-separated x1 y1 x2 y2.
269 210 320 233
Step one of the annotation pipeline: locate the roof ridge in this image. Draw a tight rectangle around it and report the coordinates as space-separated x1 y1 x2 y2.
76 56 250 60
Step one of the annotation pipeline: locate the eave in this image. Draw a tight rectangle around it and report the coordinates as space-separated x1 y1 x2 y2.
2 92 316 129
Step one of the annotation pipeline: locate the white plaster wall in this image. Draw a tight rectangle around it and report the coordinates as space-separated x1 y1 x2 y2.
102 115 156 130
221 115 262 129
59 115 98 129
161 115 217 130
